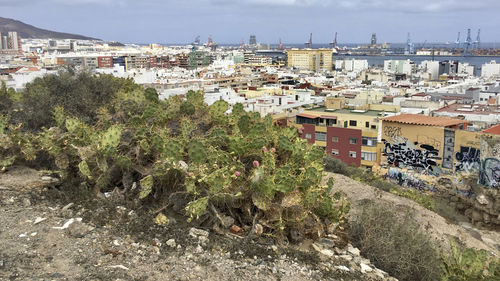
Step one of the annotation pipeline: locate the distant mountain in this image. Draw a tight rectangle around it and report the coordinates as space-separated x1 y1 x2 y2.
0 17 99 40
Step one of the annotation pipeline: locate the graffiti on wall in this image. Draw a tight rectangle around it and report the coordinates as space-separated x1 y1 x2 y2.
386 168 436 192
383 140 441 174
383 126 402 140
455 146 480 173
479 158 500 188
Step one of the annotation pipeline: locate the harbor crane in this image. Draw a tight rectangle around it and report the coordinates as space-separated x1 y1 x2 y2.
464 28 473 56
474 29 481 50
455 32 460 48
329 32 338 48
305 33 312 48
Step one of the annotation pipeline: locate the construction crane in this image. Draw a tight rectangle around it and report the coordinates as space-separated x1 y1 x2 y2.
329 32 338 49
455 32 460 48
305 33 312 48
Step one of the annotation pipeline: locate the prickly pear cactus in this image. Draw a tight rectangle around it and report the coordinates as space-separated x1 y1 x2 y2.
139 175 153 199
78 161 92 179
100 125 122 148
53 106 66 128
65 118 80 134
163 139 184 162
238 115 250 135
188 140 206 164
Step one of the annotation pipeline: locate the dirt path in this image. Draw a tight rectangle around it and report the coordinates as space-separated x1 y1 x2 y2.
325 172 500 256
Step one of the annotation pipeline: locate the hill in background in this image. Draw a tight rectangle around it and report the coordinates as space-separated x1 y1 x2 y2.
0 17 99 40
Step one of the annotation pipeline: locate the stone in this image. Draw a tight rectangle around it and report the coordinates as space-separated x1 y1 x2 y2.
67 222 92 238
335 265 350 272
230 225 243 235
476 194 489 205
166 239 176 248
320 249 334 257
189 228 209 239
221 216 234 228
22 198 31 207
471 210 482 222
347 245 360 256
252 224 263 236
360 263 372 273
319 238 335 248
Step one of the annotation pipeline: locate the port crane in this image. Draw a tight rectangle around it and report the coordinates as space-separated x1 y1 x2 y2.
305 33 312 48
464 28 473 56
277 38 283 50
455 32 460 48
329 32 338 49
474 29 481 50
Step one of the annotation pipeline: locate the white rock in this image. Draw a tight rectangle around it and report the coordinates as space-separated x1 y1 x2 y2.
33 217 47 225
320 249 334 257
360 263 372 273
189 227 209 238
52 218 82 230
335 265 350 272
166 239 176 248
476 194 489 205
347 245 361 256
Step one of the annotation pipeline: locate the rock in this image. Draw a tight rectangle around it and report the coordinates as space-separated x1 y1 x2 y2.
67 222 92 238
476 194 489 205
221 216 235 228
189 227 209 239
311 243 322 253
320 249 334 257
230 225 243 235
33 217 46 225
319 238 335 248
0 259 4 268
327 223 339 234
338 254 353 261
360 263 372 273
152 238 162 247
471 210 482 222
166 239 176 248
347 244 360 256
178 161 189 171
22 198 31 207
252 224 263 236
335 265 350 272
41 176 57 182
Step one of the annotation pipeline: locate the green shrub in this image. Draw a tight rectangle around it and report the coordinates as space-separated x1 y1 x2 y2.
350 202 442 281
441 239 500 281
1 71 348 241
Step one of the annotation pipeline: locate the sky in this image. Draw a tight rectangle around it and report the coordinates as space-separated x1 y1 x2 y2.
0 0 499 44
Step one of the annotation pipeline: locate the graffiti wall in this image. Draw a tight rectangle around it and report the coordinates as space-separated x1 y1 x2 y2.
455 146 481 173
382 139 441 175
479 135 500 189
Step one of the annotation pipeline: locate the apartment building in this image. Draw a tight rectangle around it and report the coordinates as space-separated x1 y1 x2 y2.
287 49 333 72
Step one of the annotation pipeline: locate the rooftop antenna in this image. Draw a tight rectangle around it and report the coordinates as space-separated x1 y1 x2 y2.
305 33 312 48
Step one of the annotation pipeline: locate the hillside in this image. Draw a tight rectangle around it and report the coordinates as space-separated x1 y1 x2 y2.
0 17 99 40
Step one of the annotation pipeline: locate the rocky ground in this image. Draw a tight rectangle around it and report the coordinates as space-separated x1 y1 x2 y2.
0 167 396 281
325 173 500 256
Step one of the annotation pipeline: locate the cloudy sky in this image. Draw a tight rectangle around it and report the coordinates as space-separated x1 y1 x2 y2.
1 0 498 44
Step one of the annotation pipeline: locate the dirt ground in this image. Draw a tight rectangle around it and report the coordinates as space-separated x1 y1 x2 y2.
0 167 393 281
324 172 500 256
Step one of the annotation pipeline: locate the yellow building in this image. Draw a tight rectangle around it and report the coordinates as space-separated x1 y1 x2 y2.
380 114 479 175
293 107 397 169
287 49 333 72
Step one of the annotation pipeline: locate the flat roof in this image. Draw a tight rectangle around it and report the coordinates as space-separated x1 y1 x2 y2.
382 114 468 127
308 107 385 117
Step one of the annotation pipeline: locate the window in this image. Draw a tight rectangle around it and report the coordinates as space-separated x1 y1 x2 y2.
362 137 377 147
331 136 339 143
361 151 377 161
315 132 326 141
349 151 357 158
371 125 377 129
296 116 318 125
305 133 312 140
344 121 348 128
349 120 357 126
365 121 370 128
331 149 339 156
349 137 357 144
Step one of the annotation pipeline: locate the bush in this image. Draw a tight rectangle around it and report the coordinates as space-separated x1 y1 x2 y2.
10 69 139 131
350 202 442 281
0 71 349 242
441 239 500 281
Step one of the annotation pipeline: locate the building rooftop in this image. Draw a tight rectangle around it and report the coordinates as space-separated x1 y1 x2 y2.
434 103 500 115
308 107 387 117
382 114 468 127
483 124 500 135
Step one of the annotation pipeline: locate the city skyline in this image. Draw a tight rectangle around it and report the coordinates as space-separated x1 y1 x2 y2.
0 0 499 44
